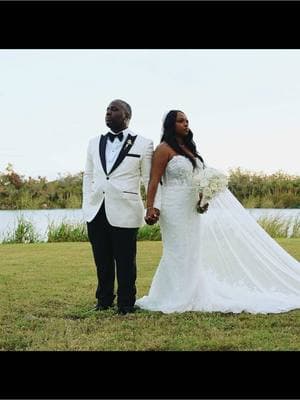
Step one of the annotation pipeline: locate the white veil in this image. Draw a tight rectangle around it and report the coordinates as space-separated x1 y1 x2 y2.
196 188 300 313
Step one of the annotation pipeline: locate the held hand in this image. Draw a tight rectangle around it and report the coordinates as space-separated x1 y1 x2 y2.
154 207 160 217
145 207 160 225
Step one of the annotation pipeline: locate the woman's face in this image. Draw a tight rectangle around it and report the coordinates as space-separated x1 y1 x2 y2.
175 112 189 137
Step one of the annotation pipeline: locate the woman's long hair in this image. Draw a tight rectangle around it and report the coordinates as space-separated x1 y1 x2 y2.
160 110 204 169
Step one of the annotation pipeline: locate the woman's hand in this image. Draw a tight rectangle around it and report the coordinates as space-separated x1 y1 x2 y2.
197 193 209 214
196 201 209 214
145 207 160 225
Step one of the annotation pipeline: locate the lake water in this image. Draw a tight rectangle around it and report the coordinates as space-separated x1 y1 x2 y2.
0 208 299 242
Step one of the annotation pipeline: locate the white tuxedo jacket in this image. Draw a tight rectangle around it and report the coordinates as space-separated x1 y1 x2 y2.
82 131 161 227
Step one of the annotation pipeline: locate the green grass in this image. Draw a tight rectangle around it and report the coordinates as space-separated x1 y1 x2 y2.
1 240 300 350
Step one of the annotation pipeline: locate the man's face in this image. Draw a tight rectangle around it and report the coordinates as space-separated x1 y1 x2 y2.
105 101 127 131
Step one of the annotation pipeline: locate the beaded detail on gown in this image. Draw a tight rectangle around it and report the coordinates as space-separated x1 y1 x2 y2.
136 156 300 313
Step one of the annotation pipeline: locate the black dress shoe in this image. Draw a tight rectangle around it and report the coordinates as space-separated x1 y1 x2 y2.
92 303 113 311
117 306 136 315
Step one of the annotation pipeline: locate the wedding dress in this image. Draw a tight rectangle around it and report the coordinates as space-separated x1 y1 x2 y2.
136 155 300 314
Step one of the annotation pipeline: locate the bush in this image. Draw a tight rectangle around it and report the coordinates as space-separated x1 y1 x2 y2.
137 224 161 241
257 216 291 238
291 217 300 238
2 217 40 244
47 221 88 242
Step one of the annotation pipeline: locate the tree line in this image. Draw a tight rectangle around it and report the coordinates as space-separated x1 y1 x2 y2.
0 164 299 210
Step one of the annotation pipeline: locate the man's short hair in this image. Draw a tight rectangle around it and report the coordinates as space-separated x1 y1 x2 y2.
113 99 132 120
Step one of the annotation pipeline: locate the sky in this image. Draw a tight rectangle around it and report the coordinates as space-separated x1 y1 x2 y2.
0 49 300 181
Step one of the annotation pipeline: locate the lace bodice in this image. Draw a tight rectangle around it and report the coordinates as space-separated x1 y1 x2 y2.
162 155 203 187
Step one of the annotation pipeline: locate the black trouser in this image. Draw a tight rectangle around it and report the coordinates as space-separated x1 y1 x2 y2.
87 202 138 308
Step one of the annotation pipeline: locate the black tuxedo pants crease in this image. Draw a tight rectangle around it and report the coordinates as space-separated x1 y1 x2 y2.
87 201 138 308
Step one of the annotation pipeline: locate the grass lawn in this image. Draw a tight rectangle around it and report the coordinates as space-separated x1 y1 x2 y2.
1 239 300 350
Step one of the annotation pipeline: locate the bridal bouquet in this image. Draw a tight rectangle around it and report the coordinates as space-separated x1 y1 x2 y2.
192 166 228 213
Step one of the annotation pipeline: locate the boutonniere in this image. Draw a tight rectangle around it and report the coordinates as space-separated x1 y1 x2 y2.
125 139 133 149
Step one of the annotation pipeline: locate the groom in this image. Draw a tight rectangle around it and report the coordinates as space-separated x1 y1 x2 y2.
82 99 160 315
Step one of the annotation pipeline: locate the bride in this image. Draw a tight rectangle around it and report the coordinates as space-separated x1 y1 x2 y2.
135 110 300 314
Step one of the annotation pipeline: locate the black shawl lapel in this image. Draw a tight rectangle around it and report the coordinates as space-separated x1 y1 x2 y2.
99 135 108 175
109 134 138 175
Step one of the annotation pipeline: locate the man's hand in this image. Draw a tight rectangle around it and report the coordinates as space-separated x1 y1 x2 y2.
145 207 160 225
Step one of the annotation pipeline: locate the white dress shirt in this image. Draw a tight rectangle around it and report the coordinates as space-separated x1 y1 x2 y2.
105 128 129 173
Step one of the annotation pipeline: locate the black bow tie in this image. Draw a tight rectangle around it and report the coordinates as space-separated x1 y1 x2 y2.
107 132 124 142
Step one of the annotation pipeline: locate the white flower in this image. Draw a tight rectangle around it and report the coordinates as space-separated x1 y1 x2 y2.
193 166 228 208
125 139 133 149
